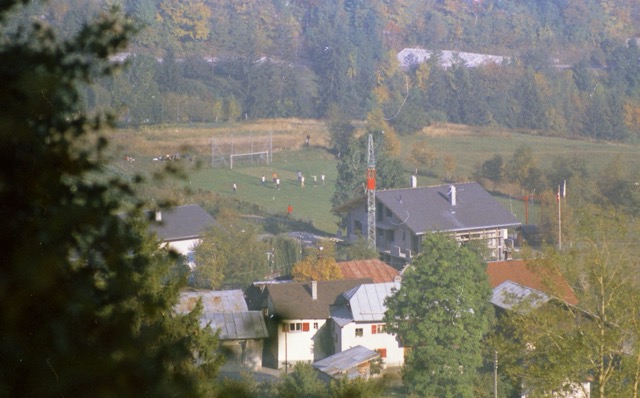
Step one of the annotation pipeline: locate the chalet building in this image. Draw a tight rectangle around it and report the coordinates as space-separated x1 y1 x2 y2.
330 281 405 367
261 279 371 370
338 182 520 267
147 204 217 266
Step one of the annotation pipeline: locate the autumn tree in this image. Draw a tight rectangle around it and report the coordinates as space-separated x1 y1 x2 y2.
0 3 220 396
506 145 540 193
409 140 438 176
495 212 640 398
292 239 342 281
291 256 343 282
157 0 212 41
194 222 270 289
442 153 457 181
384 234 493 397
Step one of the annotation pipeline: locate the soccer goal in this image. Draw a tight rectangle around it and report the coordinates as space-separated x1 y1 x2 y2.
229 151 270 169
211 133 273 169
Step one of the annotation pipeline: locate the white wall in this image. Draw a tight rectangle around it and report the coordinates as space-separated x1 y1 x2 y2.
276 319 328 369
339 322 404 367
164 238 200 256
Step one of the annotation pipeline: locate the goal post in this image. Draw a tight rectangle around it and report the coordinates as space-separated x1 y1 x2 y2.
229 151 269 169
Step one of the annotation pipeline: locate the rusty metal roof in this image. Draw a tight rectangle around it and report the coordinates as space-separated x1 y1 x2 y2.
338 259 399 283
487 260 578 305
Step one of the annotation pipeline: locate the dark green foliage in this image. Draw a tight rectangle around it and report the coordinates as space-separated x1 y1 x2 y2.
337 235 379 261
384 234 493 397
276 363 326 398
480 154 505 188
0 4 220 396
329 376 387 398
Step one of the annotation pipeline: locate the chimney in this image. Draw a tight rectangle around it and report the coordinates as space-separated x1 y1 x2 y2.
449 185 456 206
155 209 162 222
410 175 417 188
311 280 317 300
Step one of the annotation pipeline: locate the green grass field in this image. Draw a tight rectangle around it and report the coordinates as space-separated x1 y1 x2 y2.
107 121 640 235
188 147 340 233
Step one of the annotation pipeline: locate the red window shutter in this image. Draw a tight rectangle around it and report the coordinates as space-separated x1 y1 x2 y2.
377 348 387 358
371 325 377 334
303 323 310 332
282 324 287 333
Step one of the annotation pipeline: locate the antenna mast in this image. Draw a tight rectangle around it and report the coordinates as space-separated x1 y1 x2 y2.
367 134 376 250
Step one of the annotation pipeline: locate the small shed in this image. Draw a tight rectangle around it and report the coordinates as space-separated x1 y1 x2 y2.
177 290 268 370
312 345 380 382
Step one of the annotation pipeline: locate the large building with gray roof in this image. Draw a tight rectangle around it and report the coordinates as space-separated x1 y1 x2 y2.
338 182 520 266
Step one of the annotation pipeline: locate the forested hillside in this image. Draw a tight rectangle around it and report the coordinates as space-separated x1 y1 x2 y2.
9 0 640 141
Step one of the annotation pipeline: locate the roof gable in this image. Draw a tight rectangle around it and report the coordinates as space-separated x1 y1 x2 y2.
487 260 578 305
148 204 217 242
267 279 372 320
341 281 401 322
375 182 520 234
338 259 400 283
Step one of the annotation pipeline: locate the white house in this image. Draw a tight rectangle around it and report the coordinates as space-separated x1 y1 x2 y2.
262 279 371 370
147 204 217 265
330 281 404 367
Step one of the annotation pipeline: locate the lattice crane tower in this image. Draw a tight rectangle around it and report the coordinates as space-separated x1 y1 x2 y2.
366 134 376 249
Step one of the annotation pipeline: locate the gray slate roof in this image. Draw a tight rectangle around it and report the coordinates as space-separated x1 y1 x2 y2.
313 345 380 379
201 312 268 340
176 290 248 313
176 290 268 340
148 204 217 242
375 182 520 235
339 282 401 322
267 279 372 320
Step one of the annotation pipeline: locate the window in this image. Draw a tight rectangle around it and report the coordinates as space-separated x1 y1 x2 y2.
371 324 385 334
282 322 310 333
376 348 387 358
355 328 363 337
313 322 319 330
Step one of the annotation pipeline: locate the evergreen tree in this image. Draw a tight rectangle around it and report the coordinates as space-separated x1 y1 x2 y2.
0 4 220 396
384 234 493 397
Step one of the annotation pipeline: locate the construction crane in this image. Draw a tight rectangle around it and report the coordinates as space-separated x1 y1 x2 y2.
366 134 376 249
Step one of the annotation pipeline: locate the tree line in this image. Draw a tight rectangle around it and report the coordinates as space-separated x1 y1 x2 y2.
8 0 640 143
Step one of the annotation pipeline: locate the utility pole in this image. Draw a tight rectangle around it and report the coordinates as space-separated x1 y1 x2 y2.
366 134 376 250
494 350 498 398
557 185 562 251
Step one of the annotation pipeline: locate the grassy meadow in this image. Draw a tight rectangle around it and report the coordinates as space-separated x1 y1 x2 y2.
106 120 640 235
